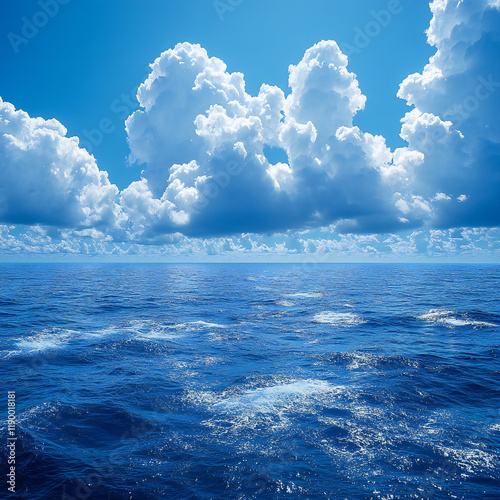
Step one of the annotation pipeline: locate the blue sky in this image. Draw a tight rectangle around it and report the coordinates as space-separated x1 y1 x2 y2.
0 0 499 261
1 0 433 189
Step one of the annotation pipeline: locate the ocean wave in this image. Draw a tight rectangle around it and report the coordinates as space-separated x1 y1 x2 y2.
431 444 498 474
313 311 364 325
417 309 497 328
340 303 356 308
188 321 226 328
106 319 228 341
15 329 77 352
275 300 295 307
214 380 339 414
314 351 420 371
10 319 229 353
286 292 323 298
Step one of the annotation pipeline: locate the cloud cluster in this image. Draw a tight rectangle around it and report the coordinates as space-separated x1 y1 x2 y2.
0 98 121 228
122 0 500 239
0 0 499 257
1 223 498 261
397 0 500 228
122 40 422 238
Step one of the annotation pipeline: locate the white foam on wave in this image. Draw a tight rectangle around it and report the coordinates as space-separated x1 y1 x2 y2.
276 300 295 307
201 379 350 435
16 330 76 352
127 319 227 340
10 318 230 355
215 380 339 413
188 321 226 328
286 292 322 299
345 352 374 370
440 318 485 327
313 311 363 325
418 309 497 328
7 325 125 357
433 444 497 474
417 309 455 321
98 320 172 341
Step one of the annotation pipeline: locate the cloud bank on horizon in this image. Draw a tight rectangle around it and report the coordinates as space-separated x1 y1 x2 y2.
1 0 499 258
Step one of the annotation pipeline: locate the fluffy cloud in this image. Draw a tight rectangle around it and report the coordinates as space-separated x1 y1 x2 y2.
0 0 499 257
397 0 500 228
124 41 414 238
0 98 121 228
1 223 498 261
123 0 499 240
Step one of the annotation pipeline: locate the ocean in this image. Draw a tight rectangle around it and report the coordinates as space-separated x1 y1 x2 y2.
1 263 499 499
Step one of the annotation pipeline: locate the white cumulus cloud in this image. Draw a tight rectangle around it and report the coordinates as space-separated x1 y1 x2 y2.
0 98 121 229
124 41 413 239
397 0 500 228
0 0 499 257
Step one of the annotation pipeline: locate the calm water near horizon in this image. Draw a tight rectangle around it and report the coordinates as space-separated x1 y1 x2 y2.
1 264 499 499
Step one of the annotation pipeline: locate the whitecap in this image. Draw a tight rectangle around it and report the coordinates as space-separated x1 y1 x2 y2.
346 352 374 370
335 300 357 308
188 321 226 328
276 300 295 307
433 445 497 474
417 309 455 321
418 309 496 328
16 330 76 352
286 292 323 298
441 317 496 327
126 319 227 340
215 380 338 413
105 320 178 341
313 311 363 325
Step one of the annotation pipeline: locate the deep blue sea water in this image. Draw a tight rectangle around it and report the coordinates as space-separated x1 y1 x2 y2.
1 263 499 500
